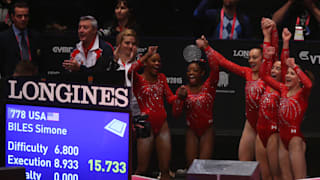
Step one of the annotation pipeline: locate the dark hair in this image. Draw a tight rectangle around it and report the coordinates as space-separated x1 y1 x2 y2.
188 60 207 72
251 46 263 54
112 0 136 29
11 1 29 15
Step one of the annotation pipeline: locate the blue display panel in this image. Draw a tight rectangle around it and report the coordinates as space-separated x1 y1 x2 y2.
5 104 130 180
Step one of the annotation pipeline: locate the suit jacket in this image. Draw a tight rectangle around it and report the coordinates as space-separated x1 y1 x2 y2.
0 27 42 77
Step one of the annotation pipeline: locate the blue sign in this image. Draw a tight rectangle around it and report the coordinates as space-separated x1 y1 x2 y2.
5 104 130 180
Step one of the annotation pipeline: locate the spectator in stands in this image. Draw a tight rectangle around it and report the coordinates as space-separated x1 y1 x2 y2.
0 0 12 31
113 28 141 115
272 0 320 40
193 0 252 39
100 0 139 45
62 16 117 73
0 1 42 78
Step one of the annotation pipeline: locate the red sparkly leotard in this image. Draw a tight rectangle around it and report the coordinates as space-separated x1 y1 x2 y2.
128 60 177 136
262 64 312 149
256 41 289 148
172 46 219 137
213 50 265 131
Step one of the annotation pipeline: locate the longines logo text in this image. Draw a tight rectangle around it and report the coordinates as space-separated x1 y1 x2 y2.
233 50 250 59
8 80 129 108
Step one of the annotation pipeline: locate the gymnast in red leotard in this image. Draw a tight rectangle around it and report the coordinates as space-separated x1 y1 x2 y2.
173 36 219 168
262 55 312 180
129 46 179 180
255 18 293 180
209 40 268 161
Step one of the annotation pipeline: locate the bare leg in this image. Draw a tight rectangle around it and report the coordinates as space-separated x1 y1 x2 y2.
185 128 199 168
266 133 281 180
289 136 307 179
199 126 214 159
135 132 154 175
278 139 293 180
155 121 171 180
239 120 256 161
255 135 272 180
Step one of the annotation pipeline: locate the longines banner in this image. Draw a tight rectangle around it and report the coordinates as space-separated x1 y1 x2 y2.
41 33 319 135
5 79 130 110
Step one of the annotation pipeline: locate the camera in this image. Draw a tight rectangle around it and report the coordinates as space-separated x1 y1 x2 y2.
133 114 151 138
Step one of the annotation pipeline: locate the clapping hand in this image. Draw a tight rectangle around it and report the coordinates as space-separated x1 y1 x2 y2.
177 85 188 100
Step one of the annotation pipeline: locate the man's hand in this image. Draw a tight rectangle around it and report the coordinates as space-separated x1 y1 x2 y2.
62 59 81 72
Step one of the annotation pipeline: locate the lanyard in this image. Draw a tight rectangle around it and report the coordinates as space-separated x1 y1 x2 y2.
15 33 32 61
296 15 310 27
219 9 237 39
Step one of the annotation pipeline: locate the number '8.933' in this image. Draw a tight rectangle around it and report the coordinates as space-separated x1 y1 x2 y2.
88 159 126 174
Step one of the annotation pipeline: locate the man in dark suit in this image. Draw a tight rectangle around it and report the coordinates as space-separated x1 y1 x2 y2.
0 1 42 78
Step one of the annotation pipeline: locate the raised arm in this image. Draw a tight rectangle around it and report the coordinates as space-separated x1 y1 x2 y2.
196 36 220 86
127 46 157 80
196 35 248 78
161 74 177 104
287 58 312 94
261 47 282 91
271 21 279 61
193 0 219 20
304 0 320 23
272 0 294 25
204 47 219 86
261 17 278 61
281 28 291 82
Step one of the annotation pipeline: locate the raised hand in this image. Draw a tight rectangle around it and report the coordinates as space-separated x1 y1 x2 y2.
147 46 158 55
177 85 188 100
196 35 209 50
282 28 292 41
286 58 296 68
113 45 120 61
261 17 273 37
139 46 158 63
265 46 276 60
129 45 137 61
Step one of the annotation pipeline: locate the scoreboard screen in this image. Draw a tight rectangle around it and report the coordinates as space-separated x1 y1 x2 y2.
5 103 130 180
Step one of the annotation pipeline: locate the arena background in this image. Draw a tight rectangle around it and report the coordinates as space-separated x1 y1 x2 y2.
7 0 320 177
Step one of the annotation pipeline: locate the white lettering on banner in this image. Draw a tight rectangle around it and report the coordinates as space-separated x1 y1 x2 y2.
217 71 229 88
167 77 183 85
233 50 249 59
7 80 129 108
52 46 73 54
299 51 320 64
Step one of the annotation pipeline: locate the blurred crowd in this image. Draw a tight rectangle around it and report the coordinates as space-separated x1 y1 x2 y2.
1 0 319 39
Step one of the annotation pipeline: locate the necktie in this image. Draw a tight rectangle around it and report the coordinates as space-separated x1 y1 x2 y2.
20 32 29 61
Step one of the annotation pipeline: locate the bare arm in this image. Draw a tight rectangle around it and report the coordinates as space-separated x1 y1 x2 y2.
304 0 320 23
272 0 294 25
